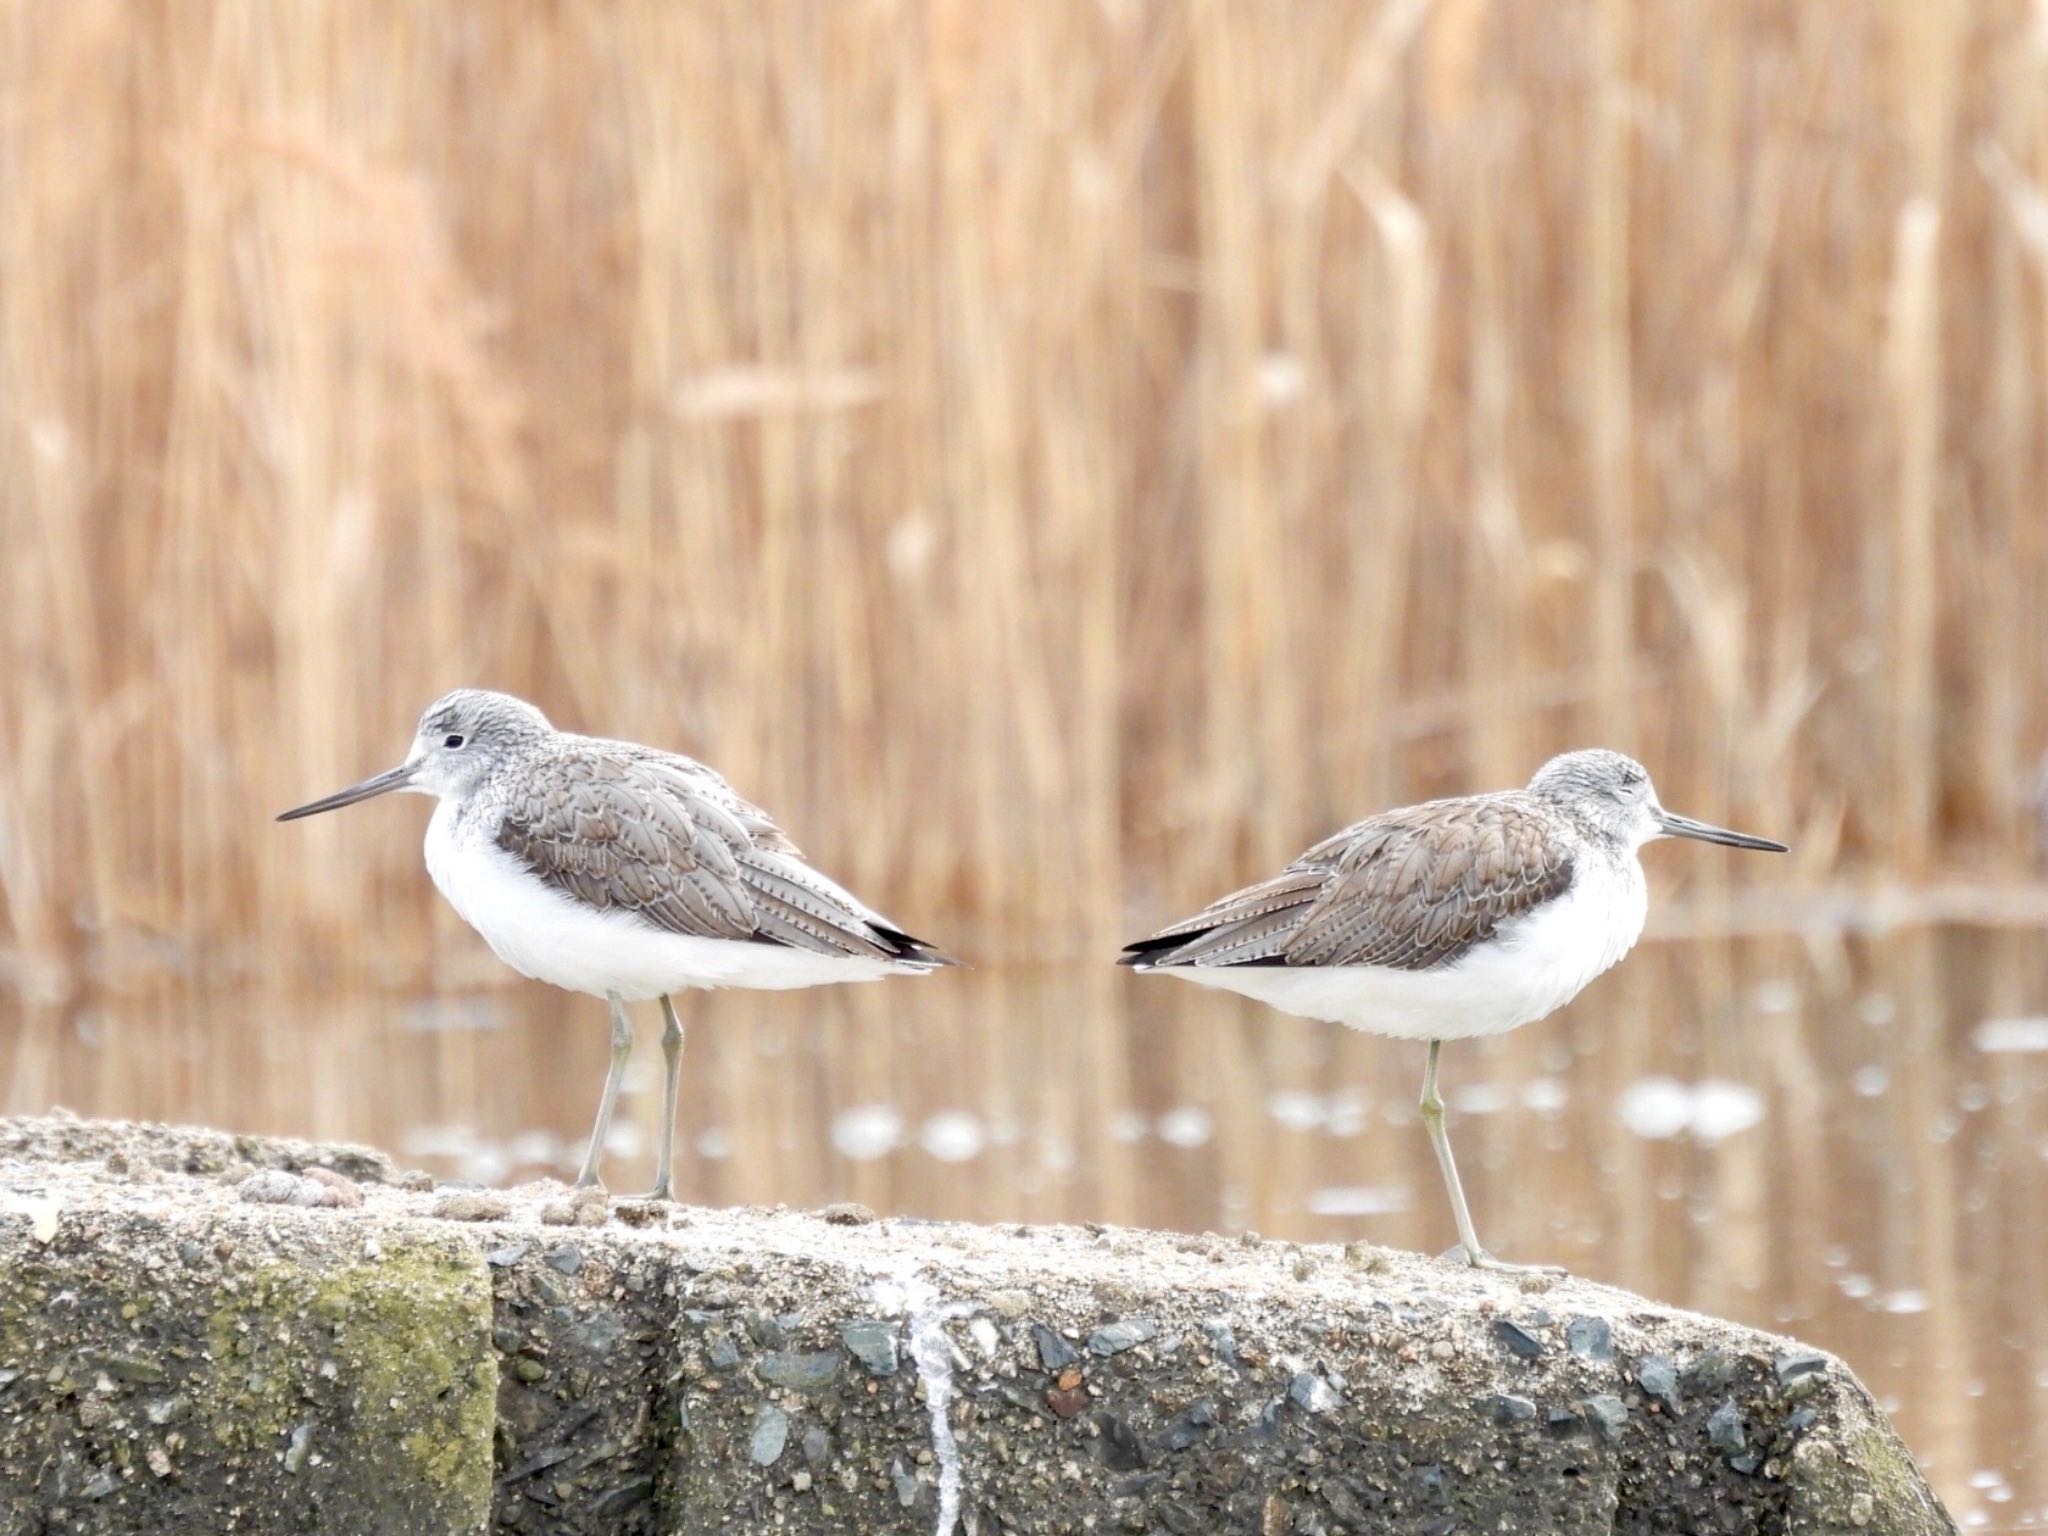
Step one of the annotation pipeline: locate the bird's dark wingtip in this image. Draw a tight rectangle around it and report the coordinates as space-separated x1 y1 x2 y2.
1118 931 1189 969
1117 941 1173 970
875 925 963 968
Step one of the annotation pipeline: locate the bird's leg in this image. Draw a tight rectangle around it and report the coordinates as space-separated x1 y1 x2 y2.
574 994 635 1190
1417 1039 1484 1255
645 993 686 1201
1419 1039 1565 1277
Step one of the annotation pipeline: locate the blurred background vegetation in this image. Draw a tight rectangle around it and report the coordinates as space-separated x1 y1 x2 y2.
7 1 2046 997
4 3 2048 1514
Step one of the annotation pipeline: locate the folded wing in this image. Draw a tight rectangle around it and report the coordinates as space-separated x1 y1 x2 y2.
496 749 953 965
1120 795 1574 972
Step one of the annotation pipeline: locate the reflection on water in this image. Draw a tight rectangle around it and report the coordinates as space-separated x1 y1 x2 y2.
4 925 2046 1523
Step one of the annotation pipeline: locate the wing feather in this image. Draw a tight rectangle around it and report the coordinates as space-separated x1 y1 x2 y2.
1120 794 1575 972
494 746 951 963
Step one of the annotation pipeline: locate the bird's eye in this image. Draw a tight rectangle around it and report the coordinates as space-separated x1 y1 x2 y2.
444 734 465 749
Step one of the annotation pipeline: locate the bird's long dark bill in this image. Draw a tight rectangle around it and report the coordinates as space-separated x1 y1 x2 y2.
276 763 415 821
1654 808 1787 852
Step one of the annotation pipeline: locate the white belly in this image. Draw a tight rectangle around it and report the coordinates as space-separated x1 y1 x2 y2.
423 803 921 1000
1152 860 1647 1041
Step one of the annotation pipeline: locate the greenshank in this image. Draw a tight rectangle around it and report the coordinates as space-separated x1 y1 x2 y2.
1120 749 1785 1272
280 688 955 1198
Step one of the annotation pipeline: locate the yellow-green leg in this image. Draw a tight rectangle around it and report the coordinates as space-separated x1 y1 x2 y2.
1419 1039 1564 1276
647 993 686 1201
574 993 634 1189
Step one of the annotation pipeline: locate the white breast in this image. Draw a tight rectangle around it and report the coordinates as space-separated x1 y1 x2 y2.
423 801 921 1000
1155 856 1648 1041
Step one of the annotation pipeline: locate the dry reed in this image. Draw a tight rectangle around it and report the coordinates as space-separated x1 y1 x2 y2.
1 0 2045 1119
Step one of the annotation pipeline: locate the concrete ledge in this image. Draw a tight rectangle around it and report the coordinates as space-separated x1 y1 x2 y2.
0 1115 1955 1535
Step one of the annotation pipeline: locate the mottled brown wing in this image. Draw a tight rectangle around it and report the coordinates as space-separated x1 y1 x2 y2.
1119 795 1574 972
615 744 805 858
496 748 949 963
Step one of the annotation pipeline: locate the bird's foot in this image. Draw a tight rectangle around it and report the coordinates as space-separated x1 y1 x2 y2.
1444 1244 1568 1278
639 1181 675 1203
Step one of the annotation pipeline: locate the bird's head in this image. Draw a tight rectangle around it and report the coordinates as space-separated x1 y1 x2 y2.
1527 749 1786 855
277 688 552 820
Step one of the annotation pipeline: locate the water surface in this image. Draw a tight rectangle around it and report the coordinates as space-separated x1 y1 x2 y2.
4 925 2044 1525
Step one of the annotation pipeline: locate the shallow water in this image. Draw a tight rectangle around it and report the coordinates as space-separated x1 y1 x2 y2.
4 924 2045 1524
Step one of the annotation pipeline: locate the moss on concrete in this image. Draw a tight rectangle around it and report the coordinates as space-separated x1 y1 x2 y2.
1783 1410 1956 1535
0 1115 1960 1535
0 1204 494 1535
199 1239 496 1521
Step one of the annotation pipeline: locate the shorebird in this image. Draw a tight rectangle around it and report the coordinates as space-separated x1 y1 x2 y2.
279 688 954 1198
1119 750 1785 1273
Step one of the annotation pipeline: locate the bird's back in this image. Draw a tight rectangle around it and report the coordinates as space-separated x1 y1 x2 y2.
1122 790 1579 972
427 735 953 995
1119 789 1644 1038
